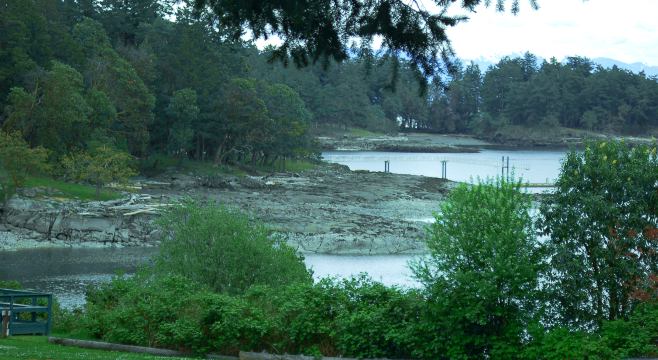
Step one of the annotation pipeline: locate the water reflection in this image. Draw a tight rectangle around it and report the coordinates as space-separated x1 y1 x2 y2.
0 247 157 308
0 247 417 308
0 149 566 308
323 150 566 184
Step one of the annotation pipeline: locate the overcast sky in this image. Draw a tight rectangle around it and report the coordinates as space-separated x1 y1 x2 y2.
445 0 658 65
251 0 658 66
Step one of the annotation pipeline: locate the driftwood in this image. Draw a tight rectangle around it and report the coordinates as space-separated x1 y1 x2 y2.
48 337 185 357
123 209 160 216
46 338 409 360
239 351 410 360
207 354 240 360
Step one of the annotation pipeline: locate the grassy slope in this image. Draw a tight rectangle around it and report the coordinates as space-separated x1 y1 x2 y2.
0 336 194 360
143 154 317 177
249 158 316 173
310 125 387 138
24 177 122 201
7 156 315 204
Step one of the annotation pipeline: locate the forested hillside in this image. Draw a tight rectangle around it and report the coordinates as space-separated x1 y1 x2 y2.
429 53 658 136
0 0 428 166
2 0 657 170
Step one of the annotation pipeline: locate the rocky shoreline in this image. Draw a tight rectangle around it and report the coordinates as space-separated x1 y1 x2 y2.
0 194 163 250
0 163 451 255
317 133 489 152
318 130 656 152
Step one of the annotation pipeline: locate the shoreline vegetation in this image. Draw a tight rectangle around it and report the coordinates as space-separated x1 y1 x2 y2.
4 141 654 360
1 133 654 254
1 1 657 358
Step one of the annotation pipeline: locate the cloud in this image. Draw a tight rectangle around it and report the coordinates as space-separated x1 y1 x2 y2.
445 0 658 66
248 0 658 67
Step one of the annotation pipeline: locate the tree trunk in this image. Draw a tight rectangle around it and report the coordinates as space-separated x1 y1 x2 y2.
202 136 206 162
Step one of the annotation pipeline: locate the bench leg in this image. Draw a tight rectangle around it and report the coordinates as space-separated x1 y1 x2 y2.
1 311 9 337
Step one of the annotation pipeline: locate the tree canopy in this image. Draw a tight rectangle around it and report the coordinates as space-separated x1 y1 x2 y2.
192 0 538 80
539 141 658 329
0 0 656 183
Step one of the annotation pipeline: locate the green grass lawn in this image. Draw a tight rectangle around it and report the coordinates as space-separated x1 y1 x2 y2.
0 336 195 360
24 177 122 201
348 127 383 138
250 158 316 173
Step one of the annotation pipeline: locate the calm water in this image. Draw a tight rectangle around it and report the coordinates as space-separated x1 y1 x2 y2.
0 247 158 309
323 149 566 184
0 247 418 308
1 149 567 308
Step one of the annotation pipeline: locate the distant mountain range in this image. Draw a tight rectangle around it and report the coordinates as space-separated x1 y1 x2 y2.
463 55 658 77
590 58 658 77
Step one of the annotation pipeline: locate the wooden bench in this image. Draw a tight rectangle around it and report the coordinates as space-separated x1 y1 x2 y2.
0 288 52 336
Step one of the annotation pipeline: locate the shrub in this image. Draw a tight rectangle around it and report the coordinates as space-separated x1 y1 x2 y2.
81 273 425 358
84 273 200 348
61 145 136 199
522 327 604 360
155 202 312 294
411 178 544 359
245 276 422 358
539 140 658 328
78 267 656 359
0 130 50 204
598 301 658 358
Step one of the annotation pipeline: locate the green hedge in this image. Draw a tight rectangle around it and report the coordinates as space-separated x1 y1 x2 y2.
75 273 658 359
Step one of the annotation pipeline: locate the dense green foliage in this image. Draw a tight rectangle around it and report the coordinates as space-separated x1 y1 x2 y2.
1 0 657 356
412 179 543 359
61 146 137 199
44 148 658 358
0 0 454 172
524 301 658 359
539 141 658 329
77 268 658 359
156 202 312 294
0 130 50 204
1 0 656 186
421 54 658 135
82 274 423 357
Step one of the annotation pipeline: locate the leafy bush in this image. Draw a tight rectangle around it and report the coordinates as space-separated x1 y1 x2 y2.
539 140 658 328
155 202 312 294
523 301 658 360
85 272 201 349
411 178 544 359
597 301 658 358
82 273 425 358
73 166 657 359
0 130 50 203
246 276 422 358
523 327 603 360
61 145 136 199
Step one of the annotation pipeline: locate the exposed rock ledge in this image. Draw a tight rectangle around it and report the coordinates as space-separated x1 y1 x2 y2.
1 195 166 249
1 164 451 254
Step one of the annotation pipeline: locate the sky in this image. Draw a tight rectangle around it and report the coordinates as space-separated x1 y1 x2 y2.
251 0 658 67
444 0 658 66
